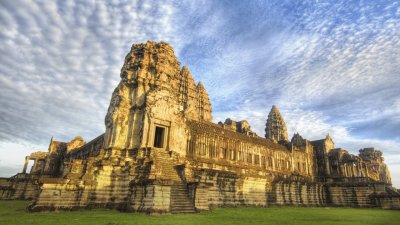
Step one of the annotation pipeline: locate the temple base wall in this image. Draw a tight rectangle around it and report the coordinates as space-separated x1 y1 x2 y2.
129 184 172 213
15 174 400 213
0 174 40 200
14 148 400 212
190 170 328 210
271 181 326 206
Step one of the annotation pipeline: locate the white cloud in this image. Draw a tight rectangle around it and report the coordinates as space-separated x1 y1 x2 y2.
0 0 188 167
0 1 399 187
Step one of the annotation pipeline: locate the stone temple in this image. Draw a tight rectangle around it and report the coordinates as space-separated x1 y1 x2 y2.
1 41 399 213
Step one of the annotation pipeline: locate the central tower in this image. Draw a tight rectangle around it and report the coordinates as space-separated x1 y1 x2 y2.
265 105 288 142
103 41 212 156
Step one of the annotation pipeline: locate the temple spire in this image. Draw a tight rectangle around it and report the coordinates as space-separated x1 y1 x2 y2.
265 105 288 142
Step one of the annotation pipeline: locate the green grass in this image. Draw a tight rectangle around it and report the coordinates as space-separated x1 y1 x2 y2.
0 201 399 225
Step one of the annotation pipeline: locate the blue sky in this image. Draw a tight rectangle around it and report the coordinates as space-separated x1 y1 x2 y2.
0 0 399 186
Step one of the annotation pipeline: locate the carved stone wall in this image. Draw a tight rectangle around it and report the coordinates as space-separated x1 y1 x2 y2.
1 41 399 212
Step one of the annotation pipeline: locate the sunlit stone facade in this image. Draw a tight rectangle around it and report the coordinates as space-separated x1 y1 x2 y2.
1 42 399 212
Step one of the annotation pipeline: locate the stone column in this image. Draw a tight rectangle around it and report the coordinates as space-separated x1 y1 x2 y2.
22 156 30 173
305 157 310 175
342 165 346 177
325 154 331 176
272 156 275 171
357 162 362 177
290 155 294 172
31 159 37 174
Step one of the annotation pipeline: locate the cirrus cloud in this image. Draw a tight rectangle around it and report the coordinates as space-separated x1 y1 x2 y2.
0 0 399 186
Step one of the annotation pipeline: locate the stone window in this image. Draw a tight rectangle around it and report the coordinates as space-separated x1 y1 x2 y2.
223 148 228 159
261 156 266 168
247 153 253 164
230 150 236 161
200 143 206 156
209 146 215 158
239 152 244 161
212 147 219 158
154 126 165 148
254 155 260 165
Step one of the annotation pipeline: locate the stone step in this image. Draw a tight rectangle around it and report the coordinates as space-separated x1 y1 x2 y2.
153 151 181 181
171 205 195 209
170 183 196 214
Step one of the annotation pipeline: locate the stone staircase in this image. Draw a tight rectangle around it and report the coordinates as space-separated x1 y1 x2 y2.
170 184 196 213
153 149 196 213
153 150 181 181
0 174 40 200
385 187 400 196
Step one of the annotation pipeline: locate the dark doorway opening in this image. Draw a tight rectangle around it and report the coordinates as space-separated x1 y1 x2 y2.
154 126 165 148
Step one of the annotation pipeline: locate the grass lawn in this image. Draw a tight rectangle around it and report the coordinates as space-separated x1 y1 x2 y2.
0 201 399 225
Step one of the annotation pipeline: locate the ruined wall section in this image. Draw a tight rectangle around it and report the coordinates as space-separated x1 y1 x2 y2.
359 148 392 184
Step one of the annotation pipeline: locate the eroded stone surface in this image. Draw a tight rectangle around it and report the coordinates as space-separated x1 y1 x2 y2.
1 41 399 212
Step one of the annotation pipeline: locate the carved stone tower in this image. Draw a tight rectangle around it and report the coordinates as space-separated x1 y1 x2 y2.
103 41 212 156
265 105 288 142
196 82 212 121
179 67 212 122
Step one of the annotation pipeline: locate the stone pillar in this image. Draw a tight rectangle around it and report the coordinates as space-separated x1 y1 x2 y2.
342 165 346 176
22 156 30 173
325 154 331 176
305 157 310 176
357 162 362 177
290 156 294 172
272 157 275 171
31 159 37 174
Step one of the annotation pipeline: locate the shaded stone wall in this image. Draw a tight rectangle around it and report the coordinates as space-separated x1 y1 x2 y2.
0 174 40 200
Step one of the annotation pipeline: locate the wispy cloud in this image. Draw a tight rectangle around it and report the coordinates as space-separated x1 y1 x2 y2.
0 1 399 186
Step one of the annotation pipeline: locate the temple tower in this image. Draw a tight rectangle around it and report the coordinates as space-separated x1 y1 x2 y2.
196 82 212 121
179 67 212 122
103 41 212 156
265 105 288 142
